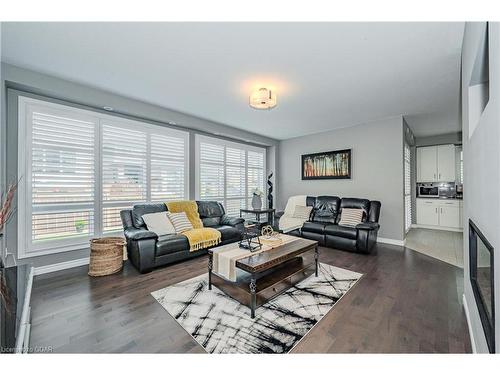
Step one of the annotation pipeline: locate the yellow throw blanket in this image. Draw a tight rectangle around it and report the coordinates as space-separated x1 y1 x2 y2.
166 200 221 252
181 227 221 252
166 200 203 228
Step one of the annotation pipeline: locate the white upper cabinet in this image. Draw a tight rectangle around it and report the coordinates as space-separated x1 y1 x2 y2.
437 145 456 182
418 146 438 182
417 144 456 182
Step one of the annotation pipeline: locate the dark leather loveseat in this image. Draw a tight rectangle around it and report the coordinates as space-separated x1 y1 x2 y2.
120 201 244 273
283 196 381 254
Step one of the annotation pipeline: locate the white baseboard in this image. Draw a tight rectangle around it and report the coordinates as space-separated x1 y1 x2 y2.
377 237 405 246
33 257 90 276
462 293 477 353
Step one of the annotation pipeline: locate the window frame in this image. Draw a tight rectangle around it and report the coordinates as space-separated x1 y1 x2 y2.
17 96 189 258
194 134 266 216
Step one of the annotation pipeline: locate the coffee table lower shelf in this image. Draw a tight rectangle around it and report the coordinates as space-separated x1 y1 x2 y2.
209 256 316 318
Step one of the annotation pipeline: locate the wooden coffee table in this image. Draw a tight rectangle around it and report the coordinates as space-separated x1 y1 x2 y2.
208 238 319 318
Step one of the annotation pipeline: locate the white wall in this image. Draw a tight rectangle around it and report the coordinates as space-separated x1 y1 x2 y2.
462 22 500 353
277 116 405 241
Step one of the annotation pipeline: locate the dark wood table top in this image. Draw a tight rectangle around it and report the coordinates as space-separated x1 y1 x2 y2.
235 238 318 274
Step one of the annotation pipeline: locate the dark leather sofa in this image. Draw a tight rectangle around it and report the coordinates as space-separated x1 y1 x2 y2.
120 201 244 273
282 196 381 254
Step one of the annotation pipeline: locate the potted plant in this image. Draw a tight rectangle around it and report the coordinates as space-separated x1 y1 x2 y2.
251 188 264 210
75 219 86 233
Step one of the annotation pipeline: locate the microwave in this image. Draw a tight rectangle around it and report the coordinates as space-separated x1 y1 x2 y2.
418 184 439 197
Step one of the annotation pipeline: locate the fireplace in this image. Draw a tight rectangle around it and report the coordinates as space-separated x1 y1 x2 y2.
469 219 495 353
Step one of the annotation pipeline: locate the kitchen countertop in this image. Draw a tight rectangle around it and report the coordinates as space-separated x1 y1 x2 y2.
416 197 463 200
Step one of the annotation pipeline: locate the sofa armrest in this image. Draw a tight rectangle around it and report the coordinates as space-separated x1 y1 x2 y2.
356 222 380 231
221 215 245 227
124 228 158 241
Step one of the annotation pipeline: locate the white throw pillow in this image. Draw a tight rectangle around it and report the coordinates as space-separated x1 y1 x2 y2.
292 205 312 220
167 212 194 233
338 208 364 227
142 212 176 235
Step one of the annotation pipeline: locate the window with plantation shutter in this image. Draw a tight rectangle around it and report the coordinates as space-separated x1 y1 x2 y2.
101 123 147 233
195 135 266 216
404 142 412 233
29 107 96 246
18 96 189 258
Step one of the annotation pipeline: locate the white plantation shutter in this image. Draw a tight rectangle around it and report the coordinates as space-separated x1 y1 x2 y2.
102 124 147 202
100 122 189 233
196 135 266 217
404 143 412 233
199 142 225 201
18 96 189 257
28 106 96 246
225 147 246 215
150 134 187 202
101 123 147 233
247 150 265 209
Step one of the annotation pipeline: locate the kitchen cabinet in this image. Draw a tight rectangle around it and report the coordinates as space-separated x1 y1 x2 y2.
416 199 462 230
439 204 461 228
417 145 456 182
416 199 439 226
437 145 456 181
418 147 438 182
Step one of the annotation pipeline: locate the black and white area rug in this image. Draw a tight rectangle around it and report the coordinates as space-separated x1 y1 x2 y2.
151 263 362 354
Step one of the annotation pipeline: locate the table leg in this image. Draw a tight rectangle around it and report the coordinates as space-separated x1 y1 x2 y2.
315 245 319 277
208 253 213 290
249 277 257 318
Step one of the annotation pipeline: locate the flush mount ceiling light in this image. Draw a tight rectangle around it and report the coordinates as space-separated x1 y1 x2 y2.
249 87 277 110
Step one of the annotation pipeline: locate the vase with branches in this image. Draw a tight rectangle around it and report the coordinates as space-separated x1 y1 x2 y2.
1 181 18 312
0 181 18 239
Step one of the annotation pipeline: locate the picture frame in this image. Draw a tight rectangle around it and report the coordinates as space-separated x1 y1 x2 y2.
469 219 495 353
301 149 352 180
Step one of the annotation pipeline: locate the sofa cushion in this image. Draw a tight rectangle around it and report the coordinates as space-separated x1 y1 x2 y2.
167 212 194 233
302 221 326 234
213 225 241 243
155 234 190 256
311 196 341 224
324 224 357 240
197 201 225 227
142 211 176 235
338 208 364 227
132 203 166 228
339 198 371 223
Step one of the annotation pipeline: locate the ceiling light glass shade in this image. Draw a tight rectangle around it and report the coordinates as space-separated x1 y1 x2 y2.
249 88 277 109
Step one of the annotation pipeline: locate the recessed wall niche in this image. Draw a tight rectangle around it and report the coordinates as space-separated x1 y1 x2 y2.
468 22 490 138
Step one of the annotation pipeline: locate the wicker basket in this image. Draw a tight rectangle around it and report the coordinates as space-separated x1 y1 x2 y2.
88 237 126 277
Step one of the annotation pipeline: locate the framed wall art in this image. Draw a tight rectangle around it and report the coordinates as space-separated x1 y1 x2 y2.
301 149 351 180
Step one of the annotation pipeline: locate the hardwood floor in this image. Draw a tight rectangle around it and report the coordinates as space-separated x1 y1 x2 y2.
30 243 471 353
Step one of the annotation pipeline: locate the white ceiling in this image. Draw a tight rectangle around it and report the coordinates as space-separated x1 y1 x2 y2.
1 22 464 140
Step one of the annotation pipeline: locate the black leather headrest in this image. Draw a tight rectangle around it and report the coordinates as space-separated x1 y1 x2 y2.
132 203 167 228
311 196 341 224
196 201 225 218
